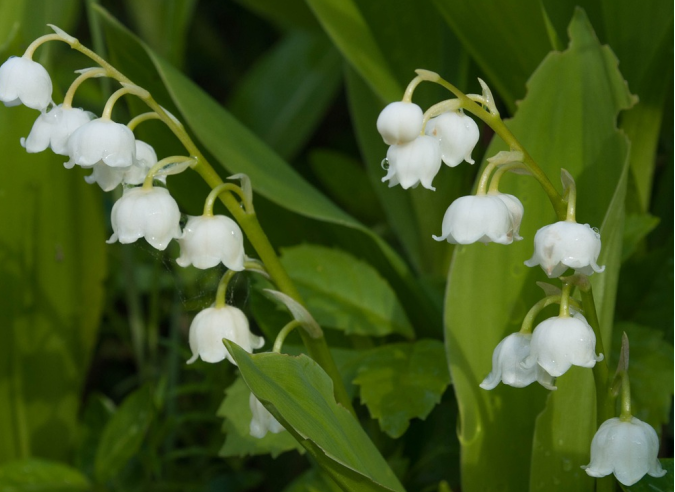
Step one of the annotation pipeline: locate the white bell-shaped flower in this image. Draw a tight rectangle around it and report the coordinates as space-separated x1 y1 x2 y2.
0 56 52 111
496 193 524 240
85 141 163 191
65 118 136 168
187 305 264 365
480 333 556 390
382 135 441 190
176 215 245 270
21 104 94 155
425 111 479 167
521 314 603 377
524 221 604 278
249 393 284 438
433 192 523 244
376 101 423 145
583 417 666 485
107 186 182 250
84 163 126 192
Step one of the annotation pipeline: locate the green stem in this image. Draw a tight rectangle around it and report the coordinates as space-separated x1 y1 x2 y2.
29 29 355 416
402 75 424 102
142 156 195 189
520 294 582 334
63 67 107 108
203 183 249 216
619 372 632 421
559 282 572 318
127 112 161 131
487 163 528 193
101 87 134 119
215 270 237 308
416 71 567 220
273 320 302 353
476 161 498 195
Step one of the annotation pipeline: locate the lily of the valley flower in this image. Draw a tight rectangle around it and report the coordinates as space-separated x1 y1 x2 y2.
84 140 161 191
249 393 284 438
177 215 245 270
187 305 264 365
22 104 94 155
480 332 556 390
425 111 479 167
376 101 423 145
65 118 136 168
382 135 441 190
0 56 52 111
107 186 182 250
583 417 666 485
433 192 524 244
521 313 603 377
525 221 604 278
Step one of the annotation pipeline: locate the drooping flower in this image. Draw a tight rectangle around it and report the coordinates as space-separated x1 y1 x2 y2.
521 313 603 377
432 192 523 245
187 305 264 365
382 135 441 190
249 393 284 438
85 140 162 192
583 417 666 486
376 101 423 145
480 332 556 390
65 118 136 168
425 111 479 167
176 215 245 270
524 221 604 278
107 186 182 250
21 104 94 155
0 56 52 111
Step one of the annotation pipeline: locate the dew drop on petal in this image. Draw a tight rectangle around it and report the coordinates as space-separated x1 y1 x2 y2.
381 158 389 171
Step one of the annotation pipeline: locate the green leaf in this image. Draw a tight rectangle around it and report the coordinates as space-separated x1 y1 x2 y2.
304 0 401 102
308 149 385 225
94 385 155 483
621 213 660 262
229 31 342 161
234 0 320 31
225 342 405 492
280 244 414 338
123 0 197 68
353 340 450 438
0 459 90 492
433 0 553 112
442 10 634 492
619 459 674 492
217 378 304 458
0 17 106 463
283 468 343 492
612 323 674 432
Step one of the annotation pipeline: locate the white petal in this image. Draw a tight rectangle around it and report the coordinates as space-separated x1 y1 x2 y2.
425 111 479 167
67 119 136 168
433 195 515 245
177 215 246 270
249 393 284 439
0 56 52 111
376 101 423 145
384 135 441 191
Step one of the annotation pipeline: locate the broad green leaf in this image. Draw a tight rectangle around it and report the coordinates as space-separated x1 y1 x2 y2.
235 0 320 31
229 31 342 161
74 393 115 480
283 468 343 492
619 459 674 492
611 323 674 432
124 0 197 68
352 340 450 438
94 385 155 483
621 213 660 262
433 0 553 112
217 378 304 458
225 342 405 492
280 244 414 338
304 0 401 102
95 6 441 335
0 459 89 492
442 10 634 492
0 15 106 463
308 149 385 225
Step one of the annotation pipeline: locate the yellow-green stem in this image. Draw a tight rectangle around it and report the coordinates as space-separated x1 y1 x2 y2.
559 282 573 318
402 75 424 102
102 87 133 119
476 161 498 195
127 112 161 131
63 68 107 108
273 320 302 353
565 176 577 222
619 372 632 421
488 162 528 193
518 294 581 334
143 156 195 189
215 270 237 308
203 183 249 216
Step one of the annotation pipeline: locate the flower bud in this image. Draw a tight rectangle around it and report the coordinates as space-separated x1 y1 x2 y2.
65 118 136 168
433 193 523 245
22 105 94 155
0 56 52 111
107 186 182 250
521 314 603 377
583 417 666 485
376 101 423 145
187 305 264 365
480 333 556 390
425 111 479 167
382 135 441 190
524 221 604 278
177 215 245 270
249 394 284 438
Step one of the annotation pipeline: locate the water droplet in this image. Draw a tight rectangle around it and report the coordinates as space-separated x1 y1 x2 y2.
562 458 573 472
381 158 389 170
